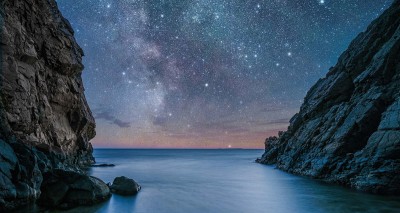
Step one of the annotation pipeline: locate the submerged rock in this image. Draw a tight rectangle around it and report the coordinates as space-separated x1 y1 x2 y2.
257 0 400 195
91 163 116 167
110 176 141 195
39 170 111 209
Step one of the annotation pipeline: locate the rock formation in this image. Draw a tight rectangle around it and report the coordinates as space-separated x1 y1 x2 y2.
257 0 400 195
110 176 141 196
38 170 110 209
0 0 108 210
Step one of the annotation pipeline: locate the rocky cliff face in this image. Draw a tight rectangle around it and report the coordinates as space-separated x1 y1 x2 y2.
0 0 98 210
257 0 400 195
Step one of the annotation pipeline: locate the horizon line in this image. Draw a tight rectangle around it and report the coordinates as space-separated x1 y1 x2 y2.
93 147 264 150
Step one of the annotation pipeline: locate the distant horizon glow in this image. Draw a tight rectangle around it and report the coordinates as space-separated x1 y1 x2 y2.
57 0 392 149
92 128 281 149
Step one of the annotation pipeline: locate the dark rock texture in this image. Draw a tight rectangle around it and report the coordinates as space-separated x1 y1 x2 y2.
38 170 110 209
0 0 99 210
91 163 115 167
257 1 400 195
110 176 141 196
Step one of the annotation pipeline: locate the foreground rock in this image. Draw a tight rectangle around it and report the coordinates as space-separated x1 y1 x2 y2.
0 0 100 210
110 176 141 195
38 170 111 209
257 0 400 195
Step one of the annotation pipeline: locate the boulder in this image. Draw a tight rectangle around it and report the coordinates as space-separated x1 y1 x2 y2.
110 176 141 195
39 170 111 209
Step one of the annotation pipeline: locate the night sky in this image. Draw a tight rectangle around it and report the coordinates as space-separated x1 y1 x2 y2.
57 0 392 148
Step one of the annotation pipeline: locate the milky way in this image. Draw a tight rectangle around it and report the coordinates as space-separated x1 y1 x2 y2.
57 0 392 148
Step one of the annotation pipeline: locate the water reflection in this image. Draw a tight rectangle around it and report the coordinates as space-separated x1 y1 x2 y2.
63 149 400 213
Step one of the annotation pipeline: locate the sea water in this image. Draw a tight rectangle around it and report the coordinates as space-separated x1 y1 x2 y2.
66 149 400 213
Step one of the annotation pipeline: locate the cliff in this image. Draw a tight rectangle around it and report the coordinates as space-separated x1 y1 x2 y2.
257 0 400 195
0 0 106 210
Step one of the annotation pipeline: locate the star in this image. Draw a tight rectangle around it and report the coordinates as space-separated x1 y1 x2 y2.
56 0 392 149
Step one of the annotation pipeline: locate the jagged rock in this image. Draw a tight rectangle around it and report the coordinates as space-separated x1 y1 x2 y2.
257 0 400 195
0 0 100 210
110 176 141 196
38 170 110 209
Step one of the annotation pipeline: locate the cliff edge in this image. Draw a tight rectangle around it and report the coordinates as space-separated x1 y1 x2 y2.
0 0 104 210
257 0 400 195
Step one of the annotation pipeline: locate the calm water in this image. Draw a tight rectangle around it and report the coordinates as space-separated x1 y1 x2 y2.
66 149 400 213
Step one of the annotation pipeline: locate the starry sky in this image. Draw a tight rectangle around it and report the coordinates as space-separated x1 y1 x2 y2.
57 0 392 148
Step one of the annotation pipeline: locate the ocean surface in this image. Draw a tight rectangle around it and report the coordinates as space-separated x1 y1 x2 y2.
67 149 400 213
